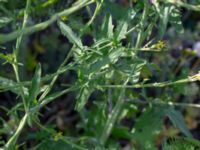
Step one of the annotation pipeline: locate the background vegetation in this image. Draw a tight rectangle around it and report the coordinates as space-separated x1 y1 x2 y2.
0 0 200 149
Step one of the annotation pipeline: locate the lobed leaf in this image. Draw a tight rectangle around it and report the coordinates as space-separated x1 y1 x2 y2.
58 21 83 49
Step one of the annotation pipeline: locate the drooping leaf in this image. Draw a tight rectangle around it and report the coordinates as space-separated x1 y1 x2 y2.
58 21 83 49
165 107 192 138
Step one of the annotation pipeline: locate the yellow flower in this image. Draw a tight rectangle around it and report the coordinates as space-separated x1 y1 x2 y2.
61 16 68 21
54 131 63 141
152 40 167 50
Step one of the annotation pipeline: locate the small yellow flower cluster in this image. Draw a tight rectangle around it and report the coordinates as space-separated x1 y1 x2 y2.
54 131 63 141
61 16 68 21
153 40 167 50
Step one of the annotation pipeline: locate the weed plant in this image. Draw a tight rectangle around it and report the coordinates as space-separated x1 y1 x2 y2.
0 0 200 149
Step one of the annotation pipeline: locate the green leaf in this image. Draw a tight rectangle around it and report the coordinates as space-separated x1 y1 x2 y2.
86 48 124 78
165 107 192 138
0 53 14 64
75 83 93 111
58 21 83 49
169 6 184 34
132 107 164 150
116 58 146 83
27 64 42 126
28 64 42 106
158 5 171 39
0 17 12 28
112 126 134 140
114 21 128 41
163 137 200 150
101 15 114 39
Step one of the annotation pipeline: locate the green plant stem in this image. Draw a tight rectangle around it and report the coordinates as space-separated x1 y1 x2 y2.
127 99 200 109
125 24 139 35
38 48 74 101
12 0 31 111
31 87 77 113
1 72 199 95
5 87 76 149
129 47 167 52
83 0 104 32
100 78 129 146
4 113 28 149
0 64 74 93
0 0 95 44
5 1 31 149
100 75 199 89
